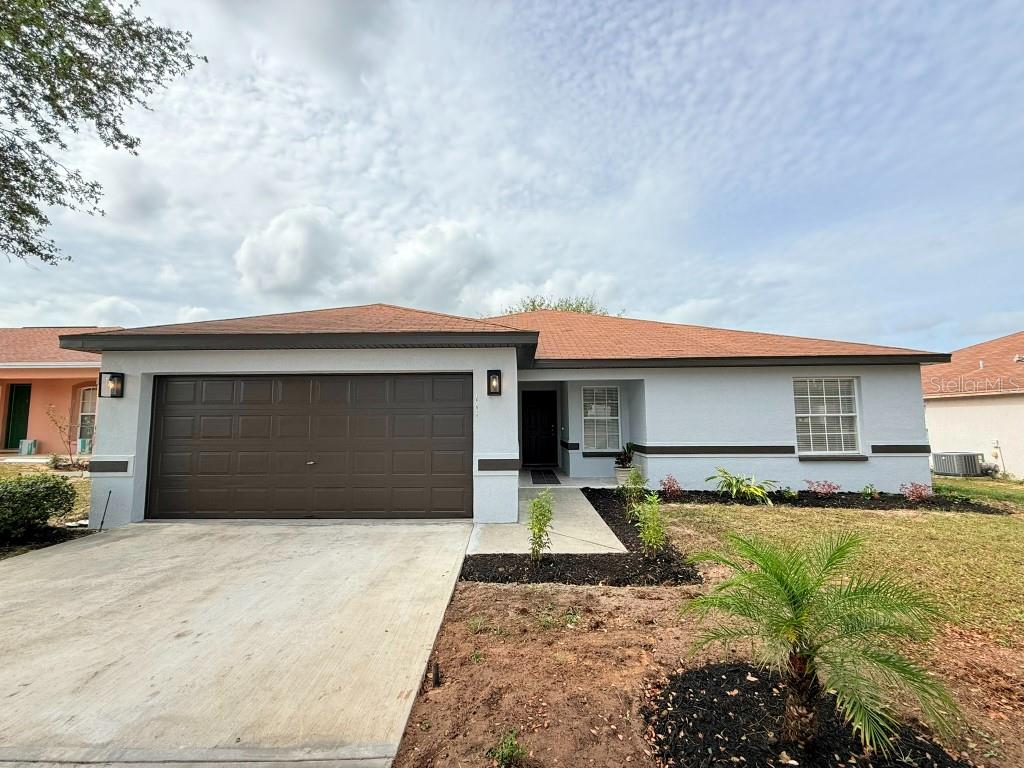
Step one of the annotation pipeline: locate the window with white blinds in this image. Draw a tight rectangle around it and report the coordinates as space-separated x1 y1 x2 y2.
582 386 620 451
793 378 859 453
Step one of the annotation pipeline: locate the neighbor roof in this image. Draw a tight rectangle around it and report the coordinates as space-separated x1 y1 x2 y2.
488 310 949 366
0 327 115 366
921 331 1024 399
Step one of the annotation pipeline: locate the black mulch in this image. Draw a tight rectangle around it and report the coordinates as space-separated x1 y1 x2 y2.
657 489 1004 515
0 526 94 559
643 662 969 768
530 469 561 485
458 488 700 586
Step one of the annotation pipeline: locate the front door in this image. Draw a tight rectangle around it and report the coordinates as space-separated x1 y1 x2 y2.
522 390 558 466
4 384 31 450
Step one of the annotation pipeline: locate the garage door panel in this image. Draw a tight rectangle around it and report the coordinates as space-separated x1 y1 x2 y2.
148 374 472 519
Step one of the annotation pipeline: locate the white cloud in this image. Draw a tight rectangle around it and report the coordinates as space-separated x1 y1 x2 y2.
176 306 210 323
84 297 143 327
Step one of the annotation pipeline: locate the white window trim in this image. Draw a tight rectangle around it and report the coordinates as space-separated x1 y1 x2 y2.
581 385 621 452
792 377 863 455
78 386 97 442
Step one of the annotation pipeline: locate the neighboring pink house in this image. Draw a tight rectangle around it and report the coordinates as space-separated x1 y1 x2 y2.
0 327 117 456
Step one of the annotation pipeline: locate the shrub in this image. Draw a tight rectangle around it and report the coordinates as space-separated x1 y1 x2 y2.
900 482 933 502
636 491 667 556
659 474 684 501
860 483 879 500
805 479 841 496
486 729 527 767
0 473 76 544
689 533 956 753
779 486 799 501
705 467 777 506
621 466 647 520
528 489 554 562
614 443 634 468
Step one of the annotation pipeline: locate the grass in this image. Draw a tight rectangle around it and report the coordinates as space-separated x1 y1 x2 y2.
934 474 1024 506
666 499 1024 645
0 462 91 523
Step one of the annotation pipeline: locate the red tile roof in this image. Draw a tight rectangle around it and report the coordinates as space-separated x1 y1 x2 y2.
0 327 113 365
74 304 521 337
489 310 946 363
921 331 1024 399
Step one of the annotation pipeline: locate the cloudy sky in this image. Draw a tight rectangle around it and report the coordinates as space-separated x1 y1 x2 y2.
3 0 1023 351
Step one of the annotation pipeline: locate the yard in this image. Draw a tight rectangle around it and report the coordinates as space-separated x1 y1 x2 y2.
0 462 92 560
397 478 1024 768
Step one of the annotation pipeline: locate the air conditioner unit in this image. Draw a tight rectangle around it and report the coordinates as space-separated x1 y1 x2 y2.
932 452 985 477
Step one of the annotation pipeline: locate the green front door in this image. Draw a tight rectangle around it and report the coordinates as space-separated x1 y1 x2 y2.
3 384 31 450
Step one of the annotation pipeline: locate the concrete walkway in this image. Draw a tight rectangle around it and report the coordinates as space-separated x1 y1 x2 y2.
0 520 471 767
467 487 627 554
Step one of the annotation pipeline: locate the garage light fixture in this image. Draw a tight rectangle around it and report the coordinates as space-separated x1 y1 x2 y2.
99 372 125 398
487 370 502 396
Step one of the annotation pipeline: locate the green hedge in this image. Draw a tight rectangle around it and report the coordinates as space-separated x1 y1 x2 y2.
0 473 76 544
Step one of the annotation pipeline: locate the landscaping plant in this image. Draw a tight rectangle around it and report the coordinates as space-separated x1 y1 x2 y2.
900 482 933 502
805 479 841 496
0 472 76 543
860 483 880 500
621 466 647 520
528 489 554 562
636 491 667 556
706 467 778 505
614 443 634 469
688 532 956 754
486 729 527 767
659 474 684 502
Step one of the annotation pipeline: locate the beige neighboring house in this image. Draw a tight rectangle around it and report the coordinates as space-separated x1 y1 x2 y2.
922 331 1024 476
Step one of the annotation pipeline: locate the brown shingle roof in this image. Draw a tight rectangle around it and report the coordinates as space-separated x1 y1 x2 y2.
921 331 1024 398
0 327 114 365
76 304 520 336
488 310 947 363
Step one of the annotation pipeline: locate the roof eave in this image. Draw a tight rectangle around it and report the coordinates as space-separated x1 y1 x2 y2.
531 353 951 369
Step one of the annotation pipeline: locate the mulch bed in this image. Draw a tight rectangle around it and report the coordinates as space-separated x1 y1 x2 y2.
459 488 699 586
657 489 1003 514
0 526 94 560
643 661 970 768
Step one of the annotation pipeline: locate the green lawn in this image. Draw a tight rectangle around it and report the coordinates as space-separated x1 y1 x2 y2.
934 474 1024 507
666 500 1024 645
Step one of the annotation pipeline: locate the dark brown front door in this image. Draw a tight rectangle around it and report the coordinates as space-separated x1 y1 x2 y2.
147 374 473 519
522 390 558 466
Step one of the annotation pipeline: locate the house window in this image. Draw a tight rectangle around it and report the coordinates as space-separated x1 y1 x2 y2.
582 386 620 451
793 378 859 453
78 387 97 443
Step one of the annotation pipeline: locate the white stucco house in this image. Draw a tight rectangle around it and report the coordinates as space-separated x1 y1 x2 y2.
922 331 1024 477
59 304 949 527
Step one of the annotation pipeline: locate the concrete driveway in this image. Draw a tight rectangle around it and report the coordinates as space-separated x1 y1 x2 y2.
0 520 471 767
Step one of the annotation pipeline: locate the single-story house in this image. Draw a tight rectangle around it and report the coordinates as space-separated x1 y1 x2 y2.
922 331 1024 476
1 327 115 456
60 304 949 526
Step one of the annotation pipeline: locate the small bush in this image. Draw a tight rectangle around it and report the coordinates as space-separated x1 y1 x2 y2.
901 482 934 502
614 443 634 468
622 466 647 520
805 479 841 496
705 467 777 506
779 486 799 501
528 489 554 561
659 474 684 501
860 483 879 500
0 473 76 544
486 729 527 767
636 491 667 556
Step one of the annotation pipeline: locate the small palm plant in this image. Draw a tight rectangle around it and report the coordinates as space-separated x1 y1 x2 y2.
688 533 956 753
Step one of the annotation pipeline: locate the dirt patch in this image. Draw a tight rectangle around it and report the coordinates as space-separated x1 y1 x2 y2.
459 489 699 586
643 661 969 767
0 526 94 561
656 488 1003 514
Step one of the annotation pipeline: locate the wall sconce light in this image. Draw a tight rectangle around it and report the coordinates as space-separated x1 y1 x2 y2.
99 372 125 398
486 369 502 396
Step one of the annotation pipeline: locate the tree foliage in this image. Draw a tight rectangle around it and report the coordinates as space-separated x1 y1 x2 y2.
1 0 203 264
688 533 956 753
503 294 611 315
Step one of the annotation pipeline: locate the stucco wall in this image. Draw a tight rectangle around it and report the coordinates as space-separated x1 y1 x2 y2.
520 364 930 492
925 394 1024 477
0 375 96 455
89 347 520 526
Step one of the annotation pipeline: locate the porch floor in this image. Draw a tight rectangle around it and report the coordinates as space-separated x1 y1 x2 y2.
467 487 627 555
517 468 617 488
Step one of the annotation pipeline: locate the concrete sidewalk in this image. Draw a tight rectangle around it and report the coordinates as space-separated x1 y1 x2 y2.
467 486 627 554
0 520 471 767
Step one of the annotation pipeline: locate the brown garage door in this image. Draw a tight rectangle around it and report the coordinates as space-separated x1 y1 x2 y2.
146 374 473 519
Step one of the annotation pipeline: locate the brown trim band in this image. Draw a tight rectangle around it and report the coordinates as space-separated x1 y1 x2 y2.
477 458 521 471
798 454 869 462
871 444 931 454
581 451 618 458
559 440 580 450
634 444 796 455
89 460 129 473
533 353 950 369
